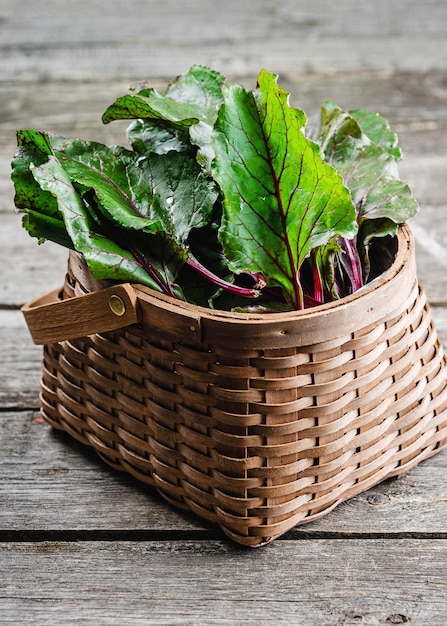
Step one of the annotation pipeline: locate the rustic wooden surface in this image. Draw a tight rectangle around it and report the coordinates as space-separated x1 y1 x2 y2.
1 1 447 624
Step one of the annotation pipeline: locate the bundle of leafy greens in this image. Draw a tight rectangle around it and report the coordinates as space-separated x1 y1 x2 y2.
11 66 418 311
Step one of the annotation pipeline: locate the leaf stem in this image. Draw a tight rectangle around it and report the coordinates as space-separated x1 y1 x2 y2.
187 255 264 298
340 236 364 292
310 251 324 304
129 245 177 297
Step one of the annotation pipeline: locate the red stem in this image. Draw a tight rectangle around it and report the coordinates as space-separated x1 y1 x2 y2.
187 256 264 298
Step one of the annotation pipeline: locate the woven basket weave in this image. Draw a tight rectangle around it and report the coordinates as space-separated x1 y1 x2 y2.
22 225 447 546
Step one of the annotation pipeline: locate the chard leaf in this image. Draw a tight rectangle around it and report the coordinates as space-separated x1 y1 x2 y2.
317 105 369 162
318 103 419 230
349 108 402 160
54 140 160 232
356 173 417 223
102 65 224 130
11 130 59 218
103 65 225 166
127 119 191 155
337 237 364 293
101 92 199 129
359 216 399 245
30 156 186 295
51 138 219 245
21 210 73 249
11 130 72 247
162 65 225 163
211 70 357 309
133 149 219 243
163 65 225 111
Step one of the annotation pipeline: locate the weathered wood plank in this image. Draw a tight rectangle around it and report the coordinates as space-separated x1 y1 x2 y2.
412 207 447 304
1 409 446 535
4 0 447 48
0 218 67 306
0 409 203 533
2 0 447 83
0 312 41 407
0 539 446 625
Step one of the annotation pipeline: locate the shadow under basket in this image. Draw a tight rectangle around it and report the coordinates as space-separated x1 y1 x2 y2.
22 225 447 547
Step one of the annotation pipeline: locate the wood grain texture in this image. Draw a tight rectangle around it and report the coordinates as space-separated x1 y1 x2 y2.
2 0 447 83
22 282 139 345
0 312 41 408
0 216 67 306
0 410 202 533
1 539 446 625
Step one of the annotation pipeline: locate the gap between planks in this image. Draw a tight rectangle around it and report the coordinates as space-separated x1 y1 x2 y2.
1 529 446 543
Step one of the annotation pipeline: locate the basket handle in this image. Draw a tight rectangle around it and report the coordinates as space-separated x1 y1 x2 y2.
21 283 139 345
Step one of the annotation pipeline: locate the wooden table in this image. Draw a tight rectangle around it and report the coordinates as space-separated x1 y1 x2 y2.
1 1 446 623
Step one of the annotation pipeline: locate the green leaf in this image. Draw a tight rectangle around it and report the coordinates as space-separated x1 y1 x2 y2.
101 92 199 129
102 65 224 129
177 218 231 307
51 138 219 245
127 119 191 156
317 103 419 229
317 103 369 164
138 150 219 243
11 130 72 247
11 130 59 217
211 70 357 309
116 65 223 120
21 211 73 249
163 65 226 163
54 139 160 231
30 156 186 295
163 65 225 110
349 108 402 160
359 217 399 245
315 103 419 289
11 128 218 297
103 65 225 166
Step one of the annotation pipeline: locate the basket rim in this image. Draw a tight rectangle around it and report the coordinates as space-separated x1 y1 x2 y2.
70 224 417 348
139 225 412 319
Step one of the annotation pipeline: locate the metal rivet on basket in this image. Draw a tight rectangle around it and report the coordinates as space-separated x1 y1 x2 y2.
109 294 126 316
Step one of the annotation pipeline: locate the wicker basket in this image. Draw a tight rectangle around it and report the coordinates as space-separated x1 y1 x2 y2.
22 225 447 546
